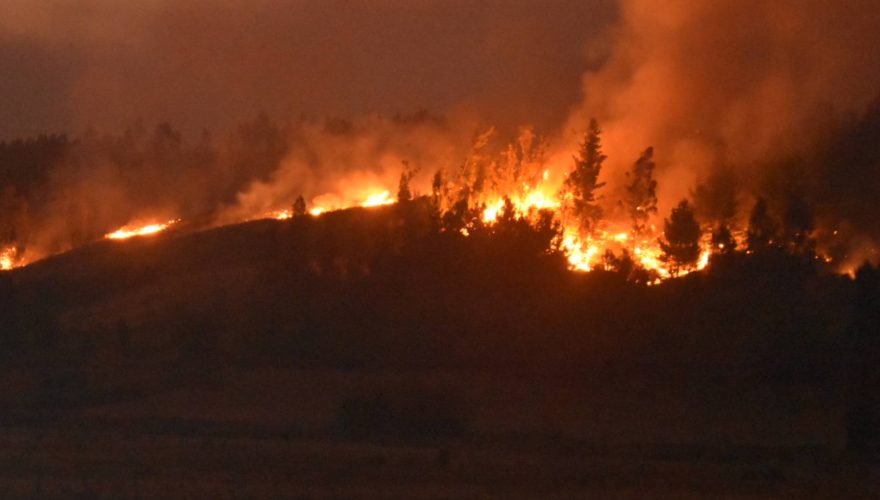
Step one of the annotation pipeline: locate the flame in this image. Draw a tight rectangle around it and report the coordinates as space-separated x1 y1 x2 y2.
254 189 393 223
0 136 842 282
362 190 395 208
105 220 178 240
482 200 505 223
271 209 292 220
1 246 18 271
0 162 720 280
467 169 717 279
481 188 561 224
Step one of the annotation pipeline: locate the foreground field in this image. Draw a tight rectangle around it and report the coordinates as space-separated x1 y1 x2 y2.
0 365 872 499
0 420 877 499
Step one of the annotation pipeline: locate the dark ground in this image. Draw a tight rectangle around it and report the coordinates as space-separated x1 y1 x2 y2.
0 203 878 498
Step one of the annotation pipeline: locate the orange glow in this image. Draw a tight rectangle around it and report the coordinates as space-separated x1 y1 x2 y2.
1 246 18 271
271 209 292 220
362 190 395 208
105 220 177 240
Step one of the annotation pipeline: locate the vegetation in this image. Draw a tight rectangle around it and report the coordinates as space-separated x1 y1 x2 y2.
659 199 702 275
625 147 659 236
562 119 606 234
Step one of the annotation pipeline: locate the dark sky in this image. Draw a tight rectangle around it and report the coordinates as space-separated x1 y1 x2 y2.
0 0 617 139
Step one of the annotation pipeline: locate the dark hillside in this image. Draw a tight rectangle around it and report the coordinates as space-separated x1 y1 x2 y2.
0 200 876 498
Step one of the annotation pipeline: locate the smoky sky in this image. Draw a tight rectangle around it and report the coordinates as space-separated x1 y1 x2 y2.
0 0 617 139
570 0 880 212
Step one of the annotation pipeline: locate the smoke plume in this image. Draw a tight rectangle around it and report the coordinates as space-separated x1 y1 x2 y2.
567 0 880 222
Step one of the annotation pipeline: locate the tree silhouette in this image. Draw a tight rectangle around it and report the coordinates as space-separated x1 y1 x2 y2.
562 119 606 234
782 192 815 255
397 161 416 203
660 199 701 275
293 195 307 217
602 249 635 279
441 190 477 234
626 147 658 236
692 168 738 224
747 197 779 253
711 223 737 255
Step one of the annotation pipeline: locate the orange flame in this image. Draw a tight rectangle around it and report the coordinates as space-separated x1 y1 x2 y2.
362 190 395 208
1 246 18 271
105 220 178 240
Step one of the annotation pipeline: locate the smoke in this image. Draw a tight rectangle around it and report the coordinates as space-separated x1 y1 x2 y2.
567 0 880 220
3 0 880 269
215 114 473 225
0 0 615 139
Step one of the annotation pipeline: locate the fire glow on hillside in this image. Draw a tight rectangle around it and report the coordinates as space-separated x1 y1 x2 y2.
1 246 17 271
0 157 743 280
0 124 859 279
229 160 711 279
105 220 178 241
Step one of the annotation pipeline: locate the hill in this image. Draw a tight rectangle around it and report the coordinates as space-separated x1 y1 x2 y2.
0 201 877 497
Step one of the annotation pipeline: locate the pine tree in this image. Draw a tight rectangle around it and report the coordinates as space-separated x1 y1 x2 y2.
747 197 778 253
626 147 658 235
659 199 702 275
782 192 815 255
711 223 737 255
397 161 416 203
292 195 307 217
562 119 606 233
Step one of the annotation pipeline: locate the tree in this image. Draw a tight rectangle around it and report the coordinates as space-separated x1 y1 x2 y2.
292 195 307 217
747 197 779 253
626 147 658 236
692 168 738 256
602 249 635 279
659 199 702 275
782 192 815 255
562 119 606 233
691 168 738 224
431 169 444 205
441 190 477 234
397 161 416 203
711 223 737 255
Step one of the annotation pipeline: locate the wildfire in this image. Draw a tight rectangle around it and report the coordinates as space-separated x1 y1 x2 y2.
1 246 18 271
362 190 395 208
475 187 714 278
0 145 842 282
260 189 393 221
105 220 178 240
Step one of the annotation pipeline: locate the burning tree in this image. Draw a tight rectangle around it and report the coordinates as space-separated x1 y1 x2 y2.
660 200 701 275
693 168 738 255
562 119 606 234
747 197 779 253
397 161 417 203
782 192 815 255
711 224 737 255
625 147 658 236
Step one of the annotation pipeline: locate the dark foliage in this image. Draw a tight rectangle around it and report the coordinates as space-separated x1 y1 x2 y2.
625 147 658 235
562 119 606 233
292 195 307 217
660 200 702 275
747 197 779 253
